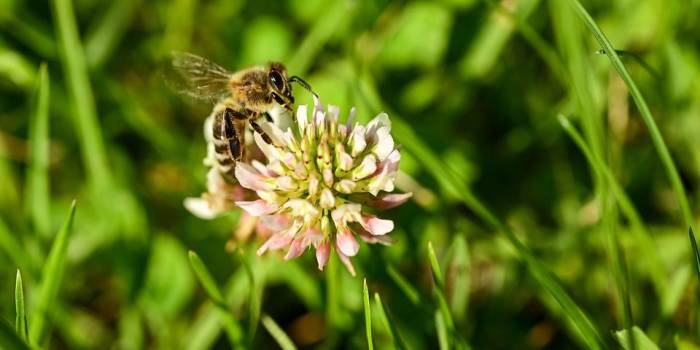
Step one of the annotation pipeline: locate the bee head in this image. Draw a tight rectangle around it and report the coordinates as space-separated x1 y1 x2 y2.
267 62 294 112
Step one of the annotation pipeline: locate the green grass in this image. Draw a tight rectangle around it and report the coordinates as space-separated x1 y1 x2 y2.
29 200 76 347
1 0 700 348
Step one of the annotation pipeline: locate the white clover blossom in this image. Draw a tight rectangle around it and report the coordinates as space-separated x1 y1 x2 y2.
233 97 411 276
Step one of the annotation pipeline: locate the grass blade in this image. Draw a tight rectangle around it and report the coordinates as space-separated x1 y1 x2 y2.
0 319 30 350
374 292 408 350
363 278 374 350
435 310 448 350
690 227 700 283
0 218 35 276
51 0 112 191
24 63 51 238
354 70 606 350
261 314 297 350
568 0 693 229
15 270 28 341
386 266 420 305
188 251 246 349
29 199 77 347
237 250 264 339
614 326 660 350
448 235 470 321
558 115 667 301
84 0 139 68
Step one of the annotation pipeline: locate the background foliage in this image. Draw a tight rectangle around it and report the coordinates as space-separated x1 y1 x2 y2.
1 0 700 348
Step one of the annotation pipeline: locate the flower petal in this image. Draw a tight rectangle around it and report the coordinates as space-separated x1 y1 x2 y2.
235 163 275 191
336 249 356 276
336 230 359 257
184 197 219 219
235 200 279 216
320 188 335 209
316 241 330 271
284 238 306 260
360 215 394 236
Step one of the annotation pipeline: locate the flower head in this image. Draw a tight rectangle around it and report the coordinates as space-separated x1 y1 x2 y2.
184 97 410 275
233 97 410 275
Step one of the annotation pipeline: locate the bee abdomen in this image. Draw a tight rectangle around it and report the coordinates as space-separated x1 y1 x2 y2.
212 107 244 182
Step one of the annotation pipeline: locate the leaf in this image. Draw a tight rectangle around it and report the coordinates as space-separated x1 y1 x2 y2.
363 278 374 350
15 270 27 341
614 327 660 350
28 200 76 347
188 250 246 349
24 63 51 238
261 314 297 350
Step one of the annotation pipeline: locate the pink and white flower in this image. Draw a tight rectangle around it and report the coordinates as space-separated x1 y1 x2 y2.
185 97 411 276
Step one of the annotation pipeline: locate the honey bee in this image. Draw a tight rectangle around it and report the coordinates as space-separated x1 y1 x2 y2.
166 51 315 181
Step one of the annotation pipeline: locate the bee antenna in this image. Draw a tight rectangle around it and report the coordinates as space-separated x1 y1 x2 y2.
289 76 317 98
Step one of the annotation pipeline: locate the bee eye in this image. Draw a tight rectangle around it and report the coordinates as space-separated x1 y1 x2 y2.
269 71 284 91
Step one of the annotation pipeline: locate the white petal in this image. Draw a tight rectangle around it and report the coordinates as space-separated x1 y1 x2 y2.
352 154 377 180
184 197 218 219
320 188 335 209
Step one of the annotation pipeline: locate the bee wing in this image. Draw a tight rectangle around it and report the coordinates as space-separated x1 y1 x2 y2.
164 51 233 103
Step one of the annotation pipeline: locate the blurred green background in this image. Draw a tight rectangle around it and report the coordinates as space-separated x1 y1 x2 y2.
2 0 700 348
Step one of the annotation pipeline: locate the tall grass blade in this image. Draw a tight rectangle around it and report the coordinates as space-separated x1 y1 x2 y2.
29 199 77 347
237 250 263 339
614 327 660 350
0 218 35 276
354 70 606 350
428 242 470 349
568 0 693 229
448 235 470 321
187 251 246 349
435 310 448 350
24 63 51 238
85 0 139 68
363 278 374 350
387 266 420 305
374 292 408 350
690 227 700 283
287 0 351 74
15 270 28 341
0 319 30 350
558 115 667 300
50 0 112 191
261 314 297 350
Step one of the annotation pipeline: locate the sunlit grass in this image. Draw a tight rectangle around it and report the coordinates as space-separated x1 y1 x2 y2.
1 0 699 348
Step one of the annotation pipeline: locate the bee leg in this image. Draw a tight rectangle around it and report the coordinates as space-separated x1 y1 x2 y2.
225 107 249 121
222 108 244 160
250 119 273 144
264 112 273 123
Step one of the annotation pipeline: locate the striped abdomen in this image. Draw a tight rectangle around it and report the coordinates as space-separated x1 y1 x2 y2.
212 108 244 181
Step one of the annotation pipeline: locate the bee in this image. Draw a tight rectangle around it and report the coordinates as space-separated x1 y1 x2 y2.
166 51 315 181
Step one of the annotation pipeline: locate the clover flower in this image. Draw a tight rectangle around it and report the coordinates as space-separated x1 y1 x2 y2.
184 97 410 275
233 97 411 275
